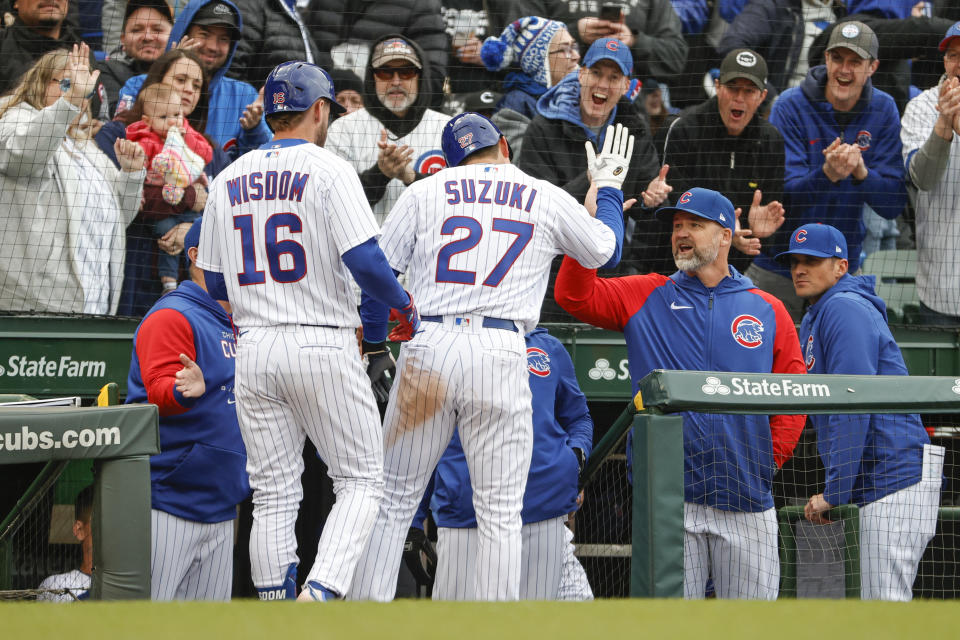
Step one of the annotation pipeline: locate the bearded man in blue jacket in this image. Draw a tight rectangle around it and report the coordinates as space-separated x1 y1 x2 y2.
778 222 944 602
747 21 906 321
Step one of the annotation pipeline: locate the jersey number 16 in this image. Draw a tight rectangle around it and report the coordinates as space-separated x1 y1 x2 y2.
233 213 307 285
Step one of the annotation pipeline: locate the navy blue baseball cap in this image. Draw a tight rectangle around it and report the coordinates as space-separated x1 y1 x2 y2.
655 188 736 232
940 21 960 51
583 38 633 76
183 217 203 264
775 223 848 263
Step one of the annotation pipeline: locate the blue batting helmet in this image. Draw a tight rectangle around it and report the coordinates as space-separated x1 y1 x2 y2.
263 61 345 117
441 112 504 167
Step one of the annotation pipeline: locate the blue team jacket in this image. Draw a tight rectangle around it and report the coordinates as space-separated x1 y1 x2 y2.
126 281 249 523
555 261 807 513
799 274 928 507
431 328 594 527
116 0 272 156
758 65 906 275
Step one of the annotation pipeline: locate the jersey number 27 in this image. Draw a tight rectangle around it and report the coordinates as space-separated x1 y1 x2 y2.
436 216 533 287
233 213 306 284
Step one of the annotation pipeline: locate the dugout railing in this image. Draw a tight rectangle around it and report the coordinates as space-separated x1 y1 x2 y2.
582 369 960 598
0 384 159 600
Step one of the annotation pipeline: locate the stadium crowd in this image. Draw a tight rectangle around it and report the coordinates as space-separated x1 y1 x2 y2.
0 0 957 323
1 0 956 604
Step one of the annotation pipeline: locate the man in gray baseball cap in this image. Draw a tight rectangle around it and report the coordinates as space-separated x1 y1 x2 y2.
743 19 906 322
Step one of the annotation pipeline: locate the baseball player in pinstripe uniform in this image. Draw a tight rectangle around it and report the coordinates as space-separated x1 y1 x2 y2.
349 112 633 601
431 327 594 600
195 61 420 602
127 218 249 601
779 223 944 601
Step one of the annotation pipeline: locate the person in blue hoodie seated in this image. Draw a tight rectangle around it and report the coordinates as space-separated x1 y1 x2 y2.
478 16 580 156
114 0 272 159
778 222 944 602
748 20 906 322
126 217 250 600
430 327 595 601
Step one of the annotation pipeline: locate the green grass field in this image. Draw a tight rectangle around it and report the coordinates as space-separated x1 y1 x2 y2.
2 599 955 639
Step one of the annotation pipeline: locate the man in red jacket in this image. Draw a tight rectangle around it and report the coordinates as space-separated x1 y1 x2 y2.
555 187 806 599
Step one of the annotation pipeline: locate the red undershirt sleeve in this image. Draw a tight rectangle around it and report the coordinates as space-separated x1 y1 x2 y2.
135 308 198 416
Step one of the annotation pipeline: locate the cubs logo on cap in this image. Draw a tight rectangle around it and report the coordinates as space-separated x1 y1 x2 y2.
775 223 848 262
654 187 736 232
583 37 633 76
732 315 764 349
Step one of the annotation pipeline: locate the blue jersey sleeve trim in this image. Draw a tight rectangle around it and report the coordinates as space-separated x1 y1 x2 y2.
596 187 624 269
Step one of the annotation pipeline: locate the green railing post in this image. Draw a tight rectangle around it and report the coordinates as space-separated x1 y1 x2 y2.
777 504 860 598
630 412 684 597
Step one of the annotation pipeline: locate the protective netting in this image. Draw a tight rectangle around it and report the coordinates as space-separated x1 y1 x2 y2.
577 406 960 599
0 2 953 325
0 461 93 601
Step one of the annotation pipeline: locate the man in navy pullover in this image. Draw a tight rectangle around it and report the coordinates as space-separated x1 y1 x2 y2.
748 21 906 321
555 187 806 600
430 328 594 600
778 222 944 601
127 218 249 600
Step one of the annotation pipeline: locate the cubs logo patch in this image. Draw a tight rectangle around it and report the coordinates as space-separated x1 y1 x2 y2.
458 132 473 148
678 191 692 204
795 228 808 243
731 314 764 349
856 130 871 150
414 150 447 175
527 347 551 377
805 335 815 370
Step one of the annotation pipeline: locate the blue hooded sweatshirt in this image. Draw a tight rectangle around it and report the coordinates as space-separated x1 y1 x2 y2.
115 0 272 157
126 280 249 523
536 70 618 148
431 328 593 527
758 65 906 275
799 273 929 507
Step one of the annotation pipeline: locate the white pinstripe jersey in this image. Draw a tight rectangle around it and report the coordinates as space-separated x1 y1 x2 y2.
380 163 617 333
196 139 380 329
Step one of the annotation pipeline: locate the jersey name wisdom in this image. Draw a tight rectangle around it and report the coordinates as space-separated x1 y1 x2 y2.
443 179 538 212
226 171 310 206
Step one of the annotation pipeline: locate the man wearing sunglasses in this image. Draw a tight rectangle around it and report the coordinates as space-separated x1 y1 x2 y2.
327 34 449 225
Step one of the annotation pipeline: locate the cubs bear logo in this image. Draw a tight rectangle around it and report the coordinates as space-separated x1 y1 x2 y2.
805 335 815 370
414 150 447 175
856 130 871 150
458 132 473 149
527 347 551 377
795 228 807 243
731 314 764 348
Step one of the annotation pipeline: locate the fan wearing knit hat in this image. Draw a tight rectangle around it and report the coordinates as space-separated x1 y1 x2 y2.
480 16 580 120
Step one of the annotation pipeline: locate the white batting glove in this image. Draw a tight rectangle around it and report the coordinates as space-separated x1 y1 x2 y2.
585 123 635 191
